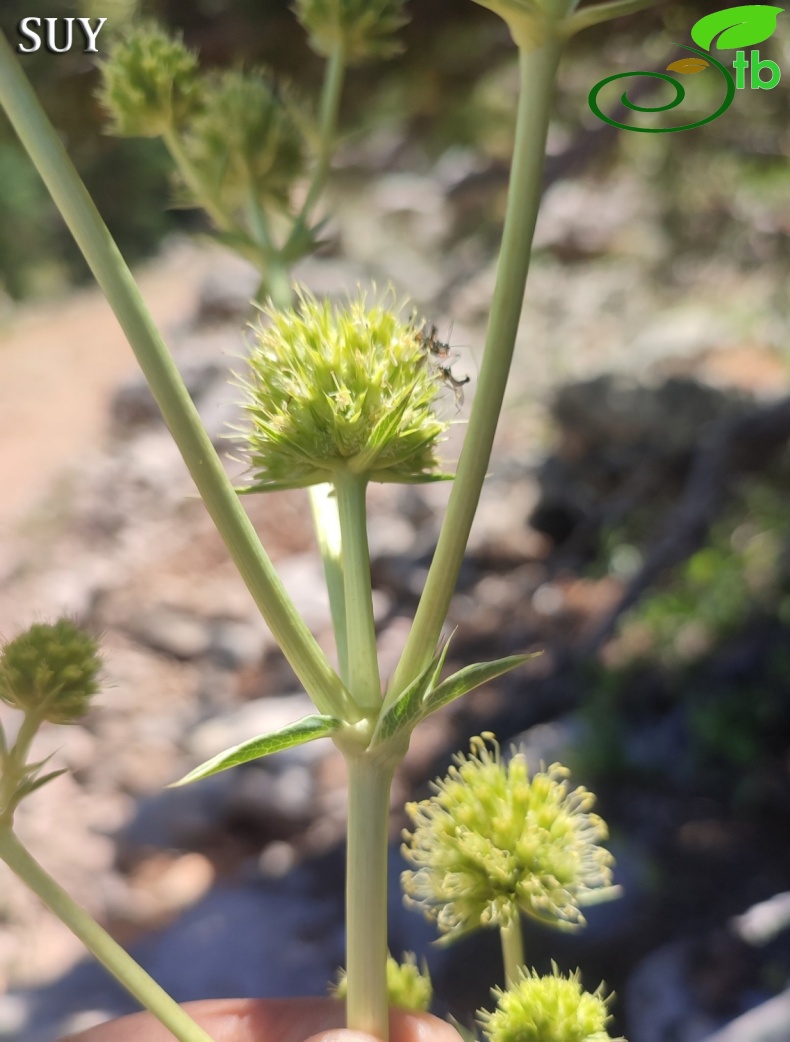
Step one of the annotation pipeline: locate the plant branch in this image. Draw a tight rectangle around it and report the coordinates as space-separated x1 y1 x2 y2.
0 30 355 724
286 42 345 253
0 828 216 1042
390 40 563 694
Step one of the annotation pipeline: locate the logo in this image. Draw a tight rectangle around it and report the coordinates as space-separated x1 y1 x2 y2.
589 5 783 132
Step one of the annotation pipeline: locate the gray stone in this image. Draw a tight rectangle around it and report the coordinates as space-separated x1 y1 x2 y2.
126 605 213 661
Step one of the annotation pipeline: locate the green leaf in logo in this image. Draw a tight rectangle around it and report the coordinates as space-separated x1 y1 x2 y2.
691 5 783 50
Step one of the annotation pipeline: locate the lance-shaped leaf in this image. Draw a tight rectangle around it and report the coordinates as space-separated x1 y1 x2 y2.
421 653 539 718
12 768 69 807
691 5 783 50
171 714 341 786
372 641 451 747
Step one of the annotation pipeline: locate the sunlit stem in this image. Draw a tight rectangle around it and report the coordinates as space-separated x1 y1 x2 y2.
310 483 350 686
500 917 525 988
390 40 563 695
0 828 215 1042
334 469 380 710
345 757 392 1039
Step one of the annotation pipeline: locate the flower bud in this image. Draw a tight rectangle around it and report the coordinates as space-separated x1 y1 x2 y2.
238 289 450 491
480 966 618 1042
332 952 433 1012
401 736 616 940
99 23 202 137
184 70 304 212
0 620 102 725
293 0 409 64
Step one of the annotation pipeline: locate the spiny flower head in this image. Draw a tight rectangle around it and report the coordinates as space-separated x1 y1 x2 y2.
331 951 433 1012
99 22 202 137
184 70 304 212
401 735 615 940
480 966 619 1042
0 620 102 725
238 290 450 491
294 0 409 64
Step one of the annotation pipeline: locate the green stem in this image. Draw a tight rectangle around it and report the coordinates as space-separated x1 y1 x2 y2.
0 712 41 819
163 127 237 236
500 918 525 988
389 40 563 697
0 828 215 1042
334 470 380 711
310 484 350 686
286 42 345 252
0 30 355 725
345 757 392 1040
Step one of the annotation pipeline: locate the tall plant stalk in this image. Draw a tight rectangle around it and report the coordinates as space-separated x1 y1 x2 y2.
388 39 563 700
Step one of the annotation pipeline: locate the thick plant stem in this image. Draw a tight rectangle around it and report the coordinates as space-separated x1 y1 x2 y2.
334 471 380 711
500 918 525 987
0 31 355 724
389 41 562 699
345 757 393 1040
0 828 216 1042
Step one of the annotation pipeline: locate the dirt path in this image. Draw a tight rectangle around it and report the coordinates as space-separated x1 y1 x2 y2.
0 241 213 537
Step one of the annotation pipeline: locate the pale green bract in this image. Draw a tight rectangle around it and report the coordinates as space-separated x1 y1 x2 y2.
401 736 617 941
237 290 450 491
480 966 619 1042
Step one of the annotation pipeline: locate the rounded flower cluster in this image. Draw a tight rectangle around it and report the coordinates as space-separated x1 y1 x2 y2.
294 0 408 64
0 620 102 725
184 70 304 212
401 735 615 940
99 23 202 137
238 290 449 491
480 967 618 1042
332 952 432 1013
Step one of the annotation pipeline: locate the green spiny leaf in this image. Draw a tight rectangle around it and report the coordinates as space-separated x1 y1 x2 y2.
372 641 450 746
171 714 341 786
421 653 539 718
13 768 69 806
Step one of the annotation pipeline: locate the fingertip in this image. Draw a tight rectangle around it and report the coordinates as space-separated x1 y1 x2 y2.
305 1031 381 1042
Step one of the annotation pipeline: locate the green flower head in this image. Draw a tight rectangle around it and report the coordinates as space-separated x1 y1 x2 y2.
472 0 577 50
331 951 433 1012
99 22 202 137
184 70 304 213
0 620 102 725
401 735 616 940
237 289 451 491
480 966 619 1042
294 0 409 64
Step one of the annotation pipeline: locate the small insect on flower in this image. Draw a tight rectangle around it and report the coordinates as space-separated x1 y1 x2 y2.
416 324 470 406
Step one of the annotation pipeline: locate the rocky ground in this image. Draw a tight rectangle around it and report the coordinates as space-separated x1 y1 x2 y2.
1 139 790 1042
